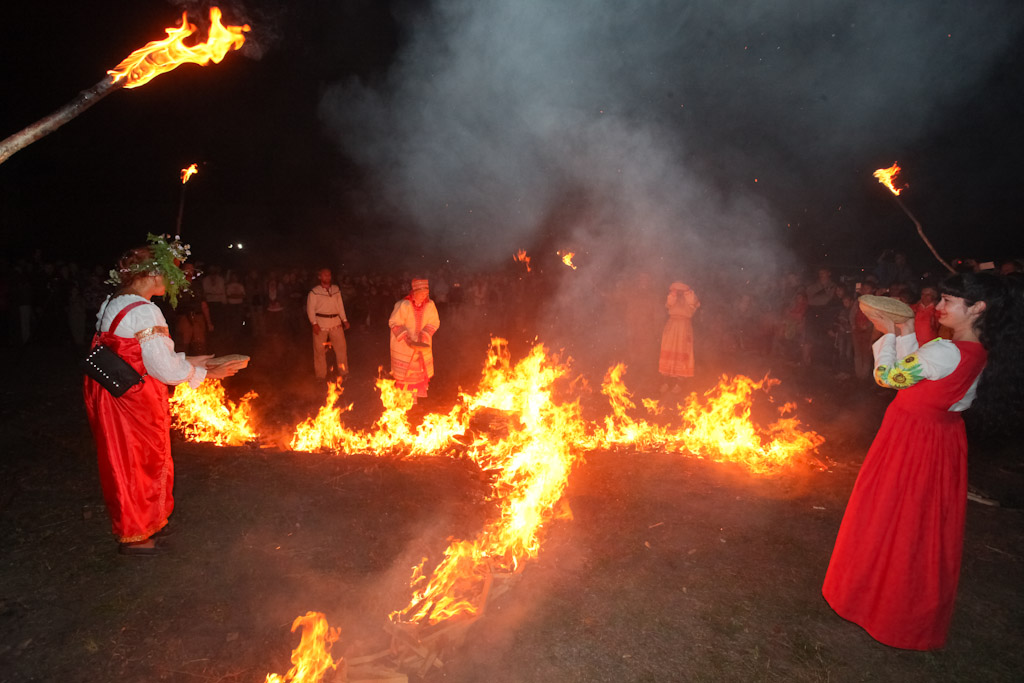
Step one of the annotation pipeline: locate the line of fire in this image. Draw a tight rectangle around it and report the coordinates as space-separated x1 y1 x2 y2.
170 334 826 682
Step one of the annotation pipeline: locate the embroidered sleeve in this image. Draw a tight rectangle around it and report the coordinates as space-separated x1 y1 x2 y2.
874 337 961 389
874 352 927 388
135 326 170 341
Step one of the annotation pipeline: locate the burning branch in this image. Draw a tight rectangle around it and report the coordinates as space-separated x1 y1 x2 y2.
0 8 248 166
176 163 199 234
873 162 955 274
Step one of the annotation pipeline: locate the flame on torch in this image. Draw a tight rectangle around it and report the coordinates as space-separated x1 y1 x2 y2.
108 8 249 89
513 249 532 272
873 162 902 196
871 161 955 273
0 7 249 165
181 163 199 184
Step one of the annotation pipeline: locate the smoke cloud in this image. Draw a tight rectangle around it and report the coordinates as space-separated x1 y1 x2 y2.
317 0 1021 356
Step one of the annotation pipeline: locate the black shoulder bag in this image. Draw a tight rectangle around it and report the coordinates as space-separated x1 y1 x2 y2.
81 301 149 397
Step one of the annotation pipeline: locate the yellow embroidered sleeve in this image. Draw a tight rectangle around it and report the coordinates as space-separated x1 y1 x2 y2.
874 351 926 389
135 326 170 342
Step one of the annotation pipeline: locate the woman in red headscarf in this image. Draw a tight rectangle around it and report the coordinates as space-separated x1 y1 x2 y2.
388 278 440 400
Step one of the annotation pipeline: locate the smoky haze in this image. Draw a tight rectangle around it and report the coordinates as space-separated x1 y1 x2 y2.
317 0 1021 364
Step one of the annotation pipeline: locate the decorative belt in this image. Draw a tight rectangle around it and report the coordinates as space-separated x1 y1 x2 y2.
316 313 340 318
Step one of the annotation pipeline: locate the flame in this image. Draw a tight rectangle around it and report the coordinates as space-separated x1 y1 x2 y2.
170 380 258 446
282 340 822 629
108 8 249 89
873 162 902 196
513 249 532 272
390 340 582 624
265 612 341 683
180 163 198 184
558 250 577 270
272 339 825 636
590 369 825 475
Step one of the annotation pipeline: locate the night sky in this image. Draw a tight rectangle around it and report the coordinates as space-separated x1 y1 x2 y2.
2 0 1022 278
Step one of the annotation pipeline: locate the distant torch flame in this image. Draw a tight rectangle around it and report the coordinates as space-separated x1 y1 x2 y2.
559 251 577 270
513 249 532 272
108 7 249 89
873 162 902 196
181 163 198 184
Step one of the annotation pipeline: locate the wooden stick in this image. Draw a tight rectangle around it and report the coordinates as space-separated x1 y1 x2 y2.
894 196 956 274
0 76 124 165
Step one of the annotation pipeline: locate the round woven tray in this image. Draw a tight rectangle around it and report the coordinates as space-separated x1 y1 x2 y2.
857 295 914 323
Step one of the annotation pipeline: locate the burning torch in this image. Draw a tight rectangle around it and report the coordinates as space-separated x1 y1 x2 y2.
177 163 199 235
0 8 249 166
873 162 955 274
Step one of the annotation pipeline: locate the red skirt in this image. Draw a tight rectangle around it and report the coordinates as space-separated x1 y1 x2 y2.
83 334 173 543
822 402 967 649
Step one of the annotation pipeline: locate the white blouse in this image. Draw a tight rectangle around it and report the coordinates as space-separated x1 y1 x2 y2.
96 295 206 388
871 332 981 411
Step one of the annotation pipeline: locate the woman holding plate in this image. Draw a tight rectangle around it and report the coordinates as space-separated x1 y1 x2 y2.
822 271 1022 649
84 235 242 556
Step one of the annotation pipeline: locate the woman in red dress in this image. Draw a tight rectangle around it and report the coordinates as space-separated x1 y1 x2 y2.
84 236 238 556
822 271 1021 649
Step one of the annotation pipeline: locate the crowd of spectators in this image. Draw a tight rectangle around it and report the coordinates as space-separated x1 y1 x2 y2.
705 251 1024 382
2 248 1020 388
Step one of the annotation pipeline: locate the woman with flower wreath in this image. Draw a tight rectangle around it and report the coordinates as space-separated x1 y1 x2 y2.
84 235 240 556
822 271 1023 649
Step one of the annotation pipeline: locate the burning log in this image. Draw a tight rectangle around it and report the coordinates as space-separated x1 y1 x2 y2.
0 8 247 166
873 162 955 274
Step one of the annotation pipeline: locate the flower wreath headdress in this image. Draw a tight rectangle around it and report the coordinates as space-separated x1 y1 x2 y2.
105 233 192 307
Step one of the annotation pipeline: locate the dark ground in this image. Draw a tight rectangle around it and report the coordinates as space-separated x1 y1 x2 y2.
1 322 1022 682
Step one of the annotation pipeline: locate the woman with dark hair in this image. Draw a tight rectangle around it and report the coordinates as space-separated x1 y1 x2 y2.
822 271 1023 649
84 235 240 556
